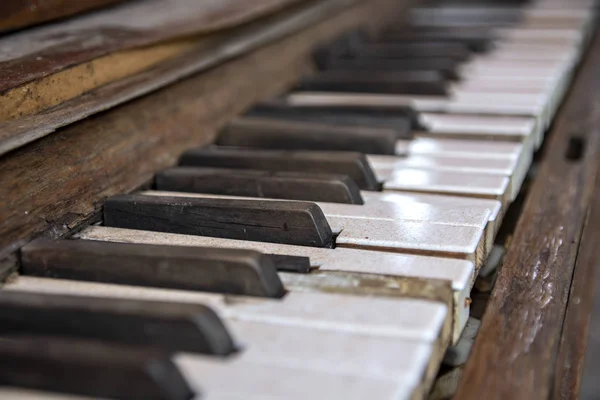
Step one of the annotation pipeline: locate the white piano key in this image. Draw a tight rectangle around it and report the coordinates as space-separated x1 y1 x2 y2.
140 191 487 265
399 137 523 160
417 113 540 146
360 191 503 235
383 168 511 203
397 139 532 201
329 216 485 265
76 226 473 342
367 154 524 204
229 320 437 383
176 354 415 400
368 154 517 178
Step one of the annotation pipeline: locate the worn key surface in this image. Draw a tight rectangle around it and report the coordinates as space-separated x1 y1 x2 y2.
0 290 236 355
0 336 193 400
178 148 381 191
156 167 364 205
217 117 398 155
21 239 286 298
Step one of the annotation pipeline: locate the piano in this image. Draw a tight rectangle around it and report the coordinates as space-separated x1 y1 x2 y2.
0 0 598 398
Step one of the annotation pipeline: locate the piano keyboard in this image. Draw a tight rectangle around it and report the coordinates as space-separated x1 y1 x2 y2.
1 0 596 398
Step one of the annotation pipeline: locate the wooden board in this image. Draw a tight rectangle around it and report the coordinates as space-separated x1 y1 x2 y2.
0 0 411 157
0 0 412 279
0 0 126 32
455 26 600 400
553 174 600 400
0 0 306 92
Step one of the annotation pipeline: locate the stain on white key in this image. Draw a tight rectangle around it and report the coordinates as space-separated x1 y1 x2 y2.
140 191 487 267
77 225 474 341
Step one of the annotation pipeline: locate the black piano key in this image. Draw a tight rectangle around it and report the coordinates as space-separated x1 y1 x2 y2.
21 239 286 298
348 42 472 61
216 117 399 154
0 336 194 400
156 167 364 205
313 28 370 70
267 254 311 273
178 147 381 191
377 31 495 52
322 57 462 80
295 70 449 96
247 101 416 135
0 291 236 355
104 194 334 248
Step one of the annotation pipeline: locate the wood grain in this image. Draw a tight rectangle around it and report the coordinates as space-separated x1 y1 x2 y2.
0 0 410 157
0 0 410 277
0 0 126 32
0 0 307 92
455 27 600 400
553 172 600 400
0 38 199 121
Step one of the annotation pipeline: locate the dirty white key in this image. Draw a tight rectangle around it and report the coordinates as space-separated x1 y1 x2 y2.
229 321 438 382
399 138 532 200
176 353 416 400
367 154 523 203
399 137 524 160
360 191 503 235
383 167 511 204
417 113 540 149
140 191 487 265
77 226 474 341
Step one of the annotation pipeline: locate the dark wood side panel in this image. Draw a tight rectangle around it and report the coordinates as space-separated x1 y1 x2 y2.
0 0 412 279
455 28 600 400
0 0 126 32
553 173 600 400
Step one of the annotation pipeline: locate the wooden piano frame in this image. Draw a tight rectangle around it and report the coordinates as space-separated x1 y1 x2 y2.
0 0 598 398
